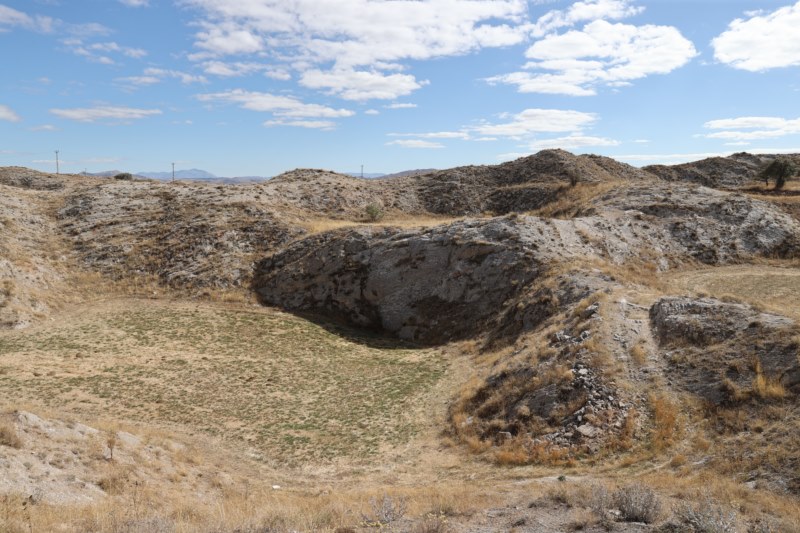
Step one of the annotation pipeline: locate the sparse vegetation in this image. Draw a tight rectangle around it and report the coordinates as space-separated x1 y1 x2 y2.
613 483 662 524
0 418 22 449
113 172 133 181
365 202 385 221
675 497 740 533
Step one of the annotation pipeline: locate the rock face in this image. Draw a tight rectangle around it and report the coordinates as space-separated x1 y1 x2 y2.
594 184 800 263
644 152 800 189
255 220 546 344
0 166 65 190
59 181 304 289
650 297 800 403
255 184 800 343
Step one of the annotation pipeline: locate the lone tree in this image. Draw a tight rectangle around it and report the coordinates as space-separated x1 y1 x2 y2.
760 158 797 190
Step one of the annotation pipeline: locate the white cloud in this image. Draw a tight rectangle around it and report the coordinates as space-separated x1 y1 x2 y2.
116 75 161 86
364 109 380 115
389 131 469 140
473 108 597 136
300 69 424 101
387 139 444 149
30 124 57 131
712 2 800 71
144 68 206 84
182 0 531 100
119 0 149 6
202 60 263 77
385 103 417 109
63 39 148 64
489 20 696 96
0 104 21 122
264 119 336 130
50 105 162 122
0 4 55 32
703 116 800 141
387 108 603 149
197 89 354 120
194 22 263 55
531 0 643 37
529 134 619 150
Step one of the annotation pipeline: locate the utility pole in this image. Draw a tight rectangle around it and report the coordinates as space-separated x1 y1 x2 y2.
361 164 364 178
172 162 175 182
55 150 59 175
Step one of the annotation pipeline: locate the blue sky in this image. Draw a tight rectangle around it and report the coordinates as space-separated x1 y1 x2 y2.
1 0 799 177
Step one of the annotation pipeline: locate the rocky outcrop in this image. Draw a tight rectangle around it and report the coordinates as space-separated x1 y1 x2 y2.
255 220 549 344
0 166 65 190
644 152 800 189
255 184 800 343
650 297 800 403
595 184 800 263
59 181 304 289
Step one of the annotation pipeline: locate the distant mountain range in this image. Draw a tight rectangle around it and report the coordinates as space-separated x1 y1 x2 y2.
84 169 270 184
85 167 438 183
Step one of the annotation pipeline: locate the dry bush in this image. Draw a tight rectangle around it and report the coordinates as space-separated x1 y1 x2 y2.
0 420 22 449
629 343 647 365
97 465 133 495
613 483 662 524
567 508 599 531
674 496 740 533
669 454 688 468
361 494 407 526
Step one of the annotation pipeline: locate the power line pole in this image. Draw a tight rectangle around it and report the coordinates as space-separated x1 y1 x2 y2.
361 164 364 178
55 150 59 175
172 162 175 182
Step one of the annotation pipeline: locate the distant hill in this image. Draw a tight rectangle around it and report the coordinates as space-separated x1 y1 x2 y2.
343 169 437 179
343 172 387 179
86 169 270 184
137 168 218 180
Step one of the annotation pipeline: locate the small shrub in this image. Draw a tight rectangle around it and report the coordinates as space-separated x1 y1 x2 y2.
0 421 22 449
613 483 662 524
365 203 384 222
629 343 647 365
362 494 406 525
588 484 613 523
114 172 133 181
674 497 739 532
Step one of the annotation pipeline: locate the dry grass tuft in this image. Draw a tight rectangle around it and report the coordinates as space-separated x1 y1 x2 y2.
751 359 786 400
0 419 22 449
629 343 647 365
649 394 679 452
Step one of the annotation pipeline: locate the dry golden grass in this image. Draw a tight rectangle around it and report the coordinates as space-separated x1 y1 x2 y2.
300 214 466 235
752 367 787 400
0 419 22 449
528 181 622 219
629 343 647 365
0 482 500 533
649 394 679 452
666 264 800 319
